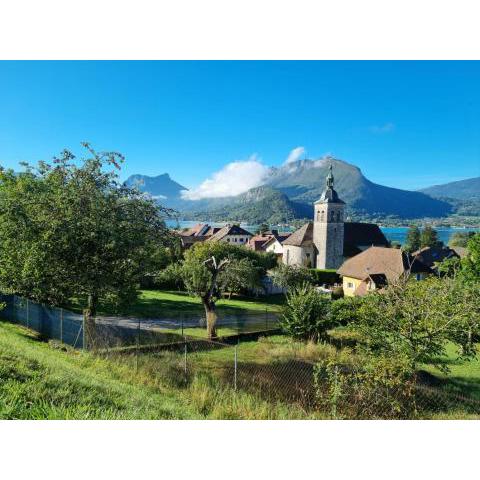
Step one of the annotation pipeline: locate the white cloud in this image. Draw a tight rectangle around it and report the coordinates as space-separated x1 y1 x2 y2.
284 146 306 165
369 122 395 134
181 154 269 200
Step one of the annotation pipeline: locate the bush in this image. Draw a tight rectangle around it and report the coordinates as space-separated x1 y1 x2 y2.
270 264 314 289
310 269 340 286
314 353 417 419
331 286 344 299
279 283 334 341
155 263 185 290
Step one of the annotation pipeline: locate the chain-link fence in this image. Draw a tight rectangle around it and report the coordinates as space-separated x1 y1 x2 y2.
3 293 479 419
95 333 480 419
1 294 84 348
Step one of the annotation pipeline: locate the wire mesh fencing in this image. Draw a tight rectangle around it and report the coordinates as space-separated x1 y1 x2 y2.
1 294 84 348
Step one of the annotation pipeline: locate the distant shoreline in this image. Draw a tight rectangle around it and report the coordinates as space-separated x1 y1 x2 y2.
166 219 479 246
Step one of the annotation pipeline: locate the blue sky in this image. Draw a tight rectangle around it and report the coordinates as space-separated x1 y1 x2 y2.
0 61 479 192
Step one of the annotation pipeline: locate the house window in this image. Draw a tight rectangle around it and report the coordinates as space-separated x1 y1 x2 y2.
226 238 230 242
347 282 354 289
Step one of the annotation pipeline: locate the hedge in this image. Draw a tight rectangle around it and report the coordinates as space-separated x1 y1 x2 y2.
310 269 340 286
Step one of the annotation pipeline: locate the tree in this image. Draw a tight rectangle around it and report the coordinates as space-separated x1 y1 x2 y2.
404 225 421 252
355 276 480 370
420 226 441 248
181 242 266 339
270 264 314 289
449 231 475 248
0 144 173 346
280 283 333 341
460 233 480 283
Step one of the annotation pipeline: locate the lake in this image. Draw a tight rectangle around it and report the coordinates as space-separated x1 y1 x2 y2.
166 220 478 246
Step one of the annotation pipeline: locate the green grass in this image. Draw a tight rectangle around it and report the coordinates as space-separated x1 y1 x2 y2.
3 316 479 420
69 289 284 318
423 342 480 400
0 320 319 419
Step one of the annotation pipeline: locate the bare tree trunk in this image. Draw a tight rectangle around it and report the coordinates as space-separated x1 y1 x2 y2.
202 297 218 340
202 256 230 341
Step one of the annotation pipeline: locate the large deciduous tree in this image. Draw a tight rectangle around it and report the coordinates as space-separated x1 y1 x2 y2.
0 143 173 346
181 242 268 339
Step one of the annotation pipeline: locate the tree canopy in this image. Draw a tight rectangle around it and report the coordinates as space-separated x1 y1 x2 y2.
181 241 275 338
0 144 173 319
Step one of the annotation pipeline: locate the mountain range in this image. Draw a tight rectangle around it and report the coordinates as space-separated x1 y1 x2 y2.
125 158 480 224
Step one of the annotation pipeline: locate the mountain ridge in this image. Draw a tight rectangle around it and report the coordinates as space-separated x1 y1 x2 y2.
124 158 475 222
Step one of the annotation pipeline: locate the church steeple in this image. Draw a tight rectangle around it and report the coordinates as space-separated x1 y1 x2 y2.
315 163 345 205
313 162 345 269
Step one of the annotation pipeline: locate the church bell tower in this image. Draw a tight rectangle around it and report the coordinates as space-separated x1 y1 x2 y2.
313 163 345 269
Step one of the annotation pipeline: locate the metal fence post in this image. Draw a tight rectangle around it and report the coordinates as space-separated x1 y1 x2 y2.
82 313 86 350
136 318 140 373
184 339 188 383
234 343 238 391
60 308 64 343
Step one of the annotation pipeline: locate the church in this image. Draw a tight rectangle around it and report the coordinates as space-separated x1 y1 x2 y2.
282 165 389 269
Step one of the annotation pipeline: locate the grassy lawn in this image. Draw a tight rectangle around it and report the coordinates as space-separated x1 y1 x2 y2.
422 342 480 401
0 320 318 419
3 316 479 419
69 290 284 318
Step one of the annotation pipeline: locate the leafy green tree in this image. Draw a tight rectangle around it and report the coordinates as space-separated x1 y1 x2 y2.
449 231 475 248
0 144 172 346
420 226 441 248
355 276 480 370
270 264 314 289
459 233 480 283
280 283 334 341
404 225 421 252
181 242 266 339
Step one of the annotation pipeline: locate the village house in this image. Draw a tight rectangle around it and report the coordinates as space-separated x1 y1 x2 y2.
177 223 222 249
205 224 253 245
337 246 432 296
412 245 465 270
248 229 291 257
282 165 389 269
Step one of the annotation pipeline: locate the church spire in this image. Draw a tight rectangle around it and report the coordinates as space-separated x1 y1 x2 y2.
315 161 345 204
326 163 334 189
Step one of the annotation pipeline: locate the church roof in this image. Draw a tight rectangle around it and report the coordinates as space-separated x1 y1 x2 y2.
282 221 389 255
344 222 389 247
315 187 345 204
282 222 314 246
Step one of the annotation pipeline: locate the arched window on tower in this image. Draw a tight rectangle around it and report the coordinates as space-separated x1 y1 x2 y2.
337 211 342 222
330 210 335 222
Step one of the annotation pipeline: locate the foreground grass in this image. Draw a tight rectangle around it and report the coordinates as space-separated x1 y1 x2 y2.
68 290 284 318
0 321 318 419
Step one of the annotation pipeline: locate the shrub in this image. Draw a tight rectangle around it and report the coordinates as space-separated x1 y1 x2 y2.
310 269 340 286
331 286 344 300
314 353 417 419
279 283 334 341
155 263 185 290
270 264 314 289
